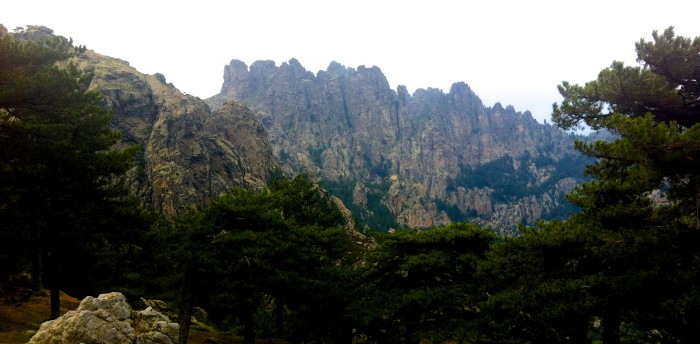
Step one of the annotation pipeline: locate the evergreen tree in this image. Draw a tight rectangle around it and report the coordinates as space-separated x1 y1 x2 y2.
552 27 700 130
164 176 359 344
0 26 137 318
353 223 495 344
549 27 700 343
481 221 600 344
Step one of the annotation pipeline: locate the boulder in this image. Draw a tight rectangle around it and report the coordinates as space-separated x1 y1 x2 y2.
27 292 179 344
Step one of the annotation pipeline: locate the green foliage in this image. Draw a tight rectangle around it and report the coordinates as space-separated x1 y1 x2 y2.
277 149 290 163
449 153 592 202
369 155 392 178
307 144 325 166
322 178 401 231
546 27 700 343
553 27 700 130
444 152 591 223
0 33 130 269
0 28 143 318
352 223 496 343
163 175 362 343
434 199 474 223
364 187 402 230
4 24 700 344
481 220 601 343
443 27 700 344
448 155 524 202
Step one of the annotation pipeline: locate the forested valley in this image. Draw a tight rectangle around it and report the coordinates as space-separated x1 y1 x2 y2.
2 24 700 344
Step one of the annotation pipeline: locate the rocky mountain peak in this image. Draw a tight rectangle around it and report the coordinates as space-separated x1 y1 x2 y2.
207 58 588 233
326 60 349 73
8 27 587 234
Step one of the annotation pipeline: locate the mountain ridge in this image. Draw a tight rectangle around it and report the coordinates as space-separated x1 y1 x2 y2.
207 58 589 234
10 25 588 233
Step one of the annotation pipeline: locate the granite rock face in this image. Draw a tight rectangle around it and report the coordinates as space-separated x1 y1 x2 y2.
208 59 586 233
13 26 585 231
27 292 179 344
73 51 280 215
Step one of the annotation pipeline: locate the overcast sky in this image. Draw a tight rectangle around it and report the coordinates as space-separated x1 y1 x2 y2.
4 0 699 123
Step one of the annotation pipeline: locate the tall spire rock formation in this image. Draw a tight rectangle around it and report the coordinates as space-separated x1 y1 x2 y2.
207 59 588 234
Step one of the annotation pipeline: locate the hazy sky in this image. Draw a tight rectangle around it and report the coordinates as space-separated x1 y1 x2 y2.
4 1 699 123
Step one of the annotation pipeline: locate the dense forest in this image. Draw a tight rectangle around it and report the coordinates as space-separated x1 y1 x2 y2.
2 24 700 344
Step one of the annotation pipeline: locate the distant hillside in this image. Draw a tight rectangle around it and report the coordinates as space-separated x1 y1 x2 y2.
207 59 592 234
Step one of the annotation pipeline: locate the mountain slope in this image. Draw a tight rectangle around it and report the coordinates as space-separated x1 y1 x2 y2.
207 59 589 234
74 50 280 215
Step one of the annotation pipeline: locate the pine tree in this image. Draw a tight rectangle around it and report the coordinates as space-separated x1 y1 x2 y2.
0 26 137 318
550 27 700 343
354 223 495 343
163 176 358 344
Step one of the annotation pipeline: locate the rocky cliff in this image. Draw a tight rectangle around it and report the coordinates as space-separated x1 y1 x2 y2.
73 51 280 215
207 59 589 234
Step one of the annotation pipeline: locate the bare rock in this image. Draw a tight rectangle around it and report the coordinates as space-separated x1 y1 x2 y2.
71 50 280 216
208 58 586 231
27 292 179 344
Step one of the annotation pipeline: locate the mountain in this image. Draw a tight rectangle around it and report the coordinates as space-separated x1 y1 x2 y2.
206 59 591 234
72 50 280 215
11 26 589 234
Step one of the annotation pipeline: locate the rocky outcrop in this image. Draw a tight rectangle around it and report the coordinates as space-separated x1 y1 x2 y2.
27 292 179 344
73 51 280 215
208 59 586 232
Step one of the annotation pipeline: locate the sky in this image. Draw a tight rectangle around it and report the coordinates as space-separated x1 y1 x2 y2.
3 0 700 124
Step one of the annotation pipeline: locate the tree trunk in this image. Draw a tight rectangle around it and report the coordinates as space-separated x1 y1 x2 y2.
50 287 60 319
695 179 699 229
30 221 41 291
242 304 256 344
602 299 620 344
404 313 420 344
275 297 285 338
46 244 60 320
178 265 196 344
569 317 591 344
